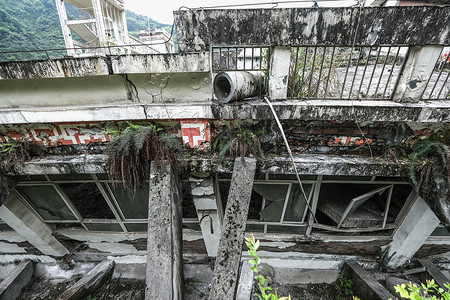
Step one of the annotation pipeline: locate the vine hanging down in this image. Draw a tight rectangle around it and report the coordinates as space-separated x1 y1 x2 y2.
107 123 179 197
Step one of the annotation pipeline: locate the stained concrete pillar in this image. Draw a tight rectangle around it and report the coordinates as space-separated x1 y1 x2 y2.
0 194 69 257
392 45 443 103
146 162 183 300
383 191 440 269
189 174 222 257
269 46 291 100
209 158 257 300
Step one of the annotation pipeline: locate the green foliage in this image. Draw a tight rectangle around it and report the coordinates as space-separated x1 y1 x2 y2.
211 122 263 161
107 123 179 197
408 139 449 197
245 235 291 300
0 139 41 174
392 279 450 300
0 0 172 62
335 274 355 300
288 47 341 99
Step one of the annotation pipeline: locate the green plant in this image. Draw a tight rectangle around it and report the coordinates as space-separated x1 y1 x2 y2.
107 123 179 197
0 139 41 174
245 234 291 300
392 279 450 300
288 47 342 99
335 274 354 299
408 139 449 198
211 122 263 161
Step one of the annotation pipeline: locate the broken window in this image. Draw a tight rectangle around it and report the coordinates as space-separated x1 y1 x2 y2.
16 185 77 221
11 173 197 233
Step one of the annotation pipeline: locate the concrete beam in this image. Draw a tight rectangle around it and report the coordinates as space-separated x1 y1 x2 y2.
146 162 183 300
343 260 394 300
190 175 222 257
0 100 449 125
419 259 450 289
0 53 210 80
15 154 406 178
236 260 254 300
209 157 257 300
393 46 443 103
384 192 440 269
0 194 69 257
174 7 450 52
269 47 291 100
57 259 115 300
0 260 33 300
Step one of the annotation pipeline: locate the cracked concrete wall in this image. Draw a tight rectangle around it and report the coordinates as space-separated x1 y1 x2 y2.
174 7 450 52
0 72 211 108
0 53 210 80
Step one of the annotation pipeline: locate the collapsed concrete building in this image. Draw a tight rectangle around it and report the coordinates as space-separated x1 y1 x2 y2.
0 4 449 300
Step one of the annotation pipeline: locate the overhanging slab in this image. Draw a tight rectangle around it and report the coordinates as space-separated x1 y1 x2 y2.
174 7 450 52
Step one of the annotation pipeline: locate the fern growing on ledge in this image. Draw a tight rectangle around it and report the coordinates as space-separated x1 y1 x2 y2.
107 123 179 197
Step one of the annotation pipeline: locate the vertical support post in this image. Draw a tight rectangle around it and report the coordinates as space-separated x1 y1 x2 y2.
54 0 75 56
209 158 257 300
306 175 322 236
92 0 107 44
0 194 69 257
146 162 183 300
190 174 222 257
392 46 443 103
383 191 440 269
269 46 291 100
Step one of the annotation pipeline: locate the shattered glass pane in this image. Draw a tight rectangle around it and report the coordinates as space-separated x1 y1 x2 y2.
17 185 77 221
84 223 123 231
253 184 289 222
59 183 115 219
283 184 312 222
109 184 149 219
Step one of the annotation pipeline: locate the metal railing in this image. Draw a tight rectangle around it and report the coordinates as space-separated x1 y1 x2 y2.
287 45 409 100
421 46 450 100
212 46 270 71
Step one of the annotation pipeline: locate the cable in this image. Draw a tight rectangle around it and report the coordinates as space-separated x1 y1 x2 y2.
264 97 318 224
349 0 374 158
190 0 358 10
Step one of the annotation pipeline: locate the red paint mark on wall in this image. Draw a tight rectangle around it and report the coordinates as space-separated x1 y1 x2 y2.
180 119 210 148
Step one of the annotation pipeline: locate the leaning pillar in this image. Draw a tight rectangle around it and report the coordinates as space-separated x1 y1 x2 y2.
146 162 183 300
0 193 69 257
383 190 440 269
209 157 257 300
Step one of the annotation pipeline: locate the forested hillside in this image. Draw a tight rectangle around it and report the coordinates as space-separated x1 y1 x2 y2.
0 0 171 61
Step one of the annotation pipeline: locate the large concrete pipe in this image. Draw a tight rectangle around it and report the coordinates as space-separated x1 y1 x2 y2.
213 71 262 103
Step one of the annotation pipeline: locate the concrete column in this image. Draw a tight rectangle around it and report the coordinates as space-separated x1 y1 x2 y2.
392 46 443 103
383 191 440 269
0 194 69 257
54 0 75 56
269 46 291 100
209 158 257 300
190 174 222 257
146 162 183 300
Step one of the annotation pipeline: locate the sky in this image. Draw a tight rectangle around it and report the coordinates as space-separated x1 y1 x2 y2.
124 0 360 25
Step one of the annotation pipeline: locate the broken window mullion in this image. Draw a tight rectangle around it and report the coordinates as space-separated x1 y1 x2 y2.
279 183 292 224
306 175 322 236
382 185 394 228
52 183 84 222
92 174 127 232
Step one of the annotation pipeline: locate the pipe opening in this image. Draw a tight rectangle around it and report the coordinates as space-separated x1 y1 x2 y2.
213 72 233 103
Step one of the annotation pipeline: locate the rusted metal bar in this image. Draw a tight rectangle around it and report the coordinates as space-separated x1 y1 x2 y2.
307 47 317 98
366 46 382 97
349 46 362 99
315 46 327 98
374 46 392 99
340 47 354 98
323 46 336 99
357 46 372 99
382 46 401 99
